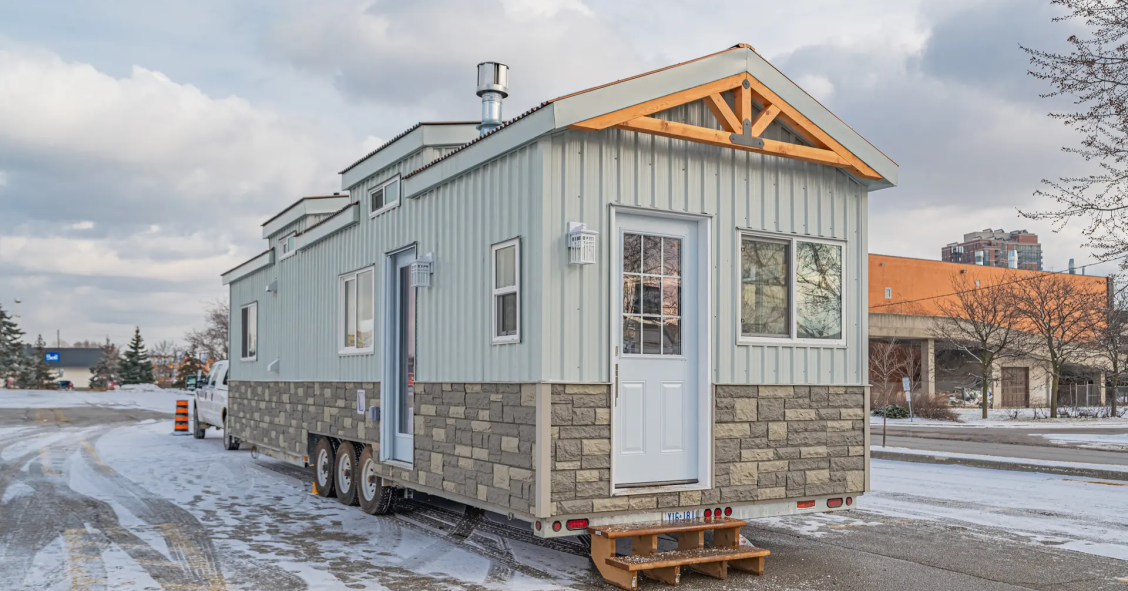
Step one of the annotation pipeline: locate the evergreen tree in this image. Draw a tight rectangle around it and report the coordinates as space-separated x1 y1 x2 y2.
18 335 56 389
0 304 25 387
176 351 206 388
119 327 154 385
90 338 121 390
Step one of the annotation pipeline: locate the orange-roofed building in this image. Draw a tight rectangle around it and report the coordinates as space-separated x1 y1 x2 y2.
866 254 1111 409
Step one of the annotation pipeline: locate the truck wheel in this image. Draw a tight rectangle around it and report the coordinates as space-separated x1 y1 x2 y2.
313 437 335 498
223 414 240 451
192 405 207 439
357 445 395 515
334 442 359 506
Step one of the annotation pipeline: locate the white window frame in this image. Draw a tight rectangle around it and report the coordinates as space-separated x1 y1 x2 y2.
491 238 521 345
338 266 376 356
280 233 297 259
737 231 847 347
368 174 401 219
240 302 258 362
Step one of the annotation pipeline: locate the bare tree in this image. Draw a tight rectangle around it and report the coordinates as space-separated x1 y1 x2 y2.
1022 2 1128 268
869 338 916 446
1094 277 1127 417
148 339 179 382
1011 272 1106 417
185 298 229 361
934 272 1026 419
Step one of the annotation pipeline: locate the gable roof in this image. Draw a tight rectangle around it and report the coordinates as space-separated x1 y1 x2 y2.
392 44 897 197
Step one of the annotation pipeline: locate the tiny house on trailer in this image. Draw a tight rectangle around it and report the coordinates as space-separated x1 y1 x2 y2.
223 43 896 585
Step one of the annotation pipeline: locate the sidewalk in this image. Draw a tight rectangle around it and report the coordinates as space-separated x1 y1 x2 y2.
871 446 1128 482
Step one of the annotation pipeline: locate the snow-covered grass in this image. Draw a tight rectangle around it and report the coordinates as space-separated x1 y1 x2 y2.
1034 432 1128 451
863 459 1128 562
871 407 1128 428
0 388 190 414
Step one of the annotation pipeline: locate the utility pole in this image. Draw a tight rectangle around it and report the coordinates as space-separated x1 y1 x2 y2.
57 329 60 348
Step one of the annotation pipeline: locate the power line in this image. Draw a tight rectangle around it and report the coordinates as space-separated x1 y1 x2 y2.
870 259 1110 310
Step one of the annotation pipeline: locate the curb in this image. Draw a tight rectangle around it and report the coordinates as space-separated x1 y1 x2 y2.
871 450 1128 483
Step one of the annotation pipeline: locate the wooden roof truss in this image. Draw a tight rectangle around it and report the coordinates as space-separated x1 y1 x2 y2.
569 73 882 181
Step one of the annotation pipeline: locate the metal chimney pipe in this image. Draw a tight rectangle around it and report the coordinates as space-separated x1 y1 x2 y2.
476 62 509 135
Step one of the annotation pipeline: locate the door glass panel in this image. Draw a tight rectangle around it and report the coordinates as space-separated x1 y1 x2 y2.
622 233 684 356
398 265 415 435
623 233 642 274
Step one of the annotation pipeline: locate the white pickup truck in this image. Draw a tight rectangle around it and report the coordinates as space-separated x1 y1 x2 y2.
192 360 240 450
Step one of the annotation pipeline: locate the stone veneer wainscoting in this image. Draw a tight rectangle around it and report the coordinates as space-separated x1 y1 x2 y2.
228 381 538 514
550 384 867 516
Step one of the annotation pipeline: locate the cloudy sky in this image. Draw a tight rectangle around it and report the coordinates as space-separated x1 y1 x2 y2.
0 0 1107 346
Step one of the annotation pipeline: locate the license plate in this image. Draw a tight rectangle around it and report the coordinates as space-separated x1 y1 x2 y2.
663 510 700 522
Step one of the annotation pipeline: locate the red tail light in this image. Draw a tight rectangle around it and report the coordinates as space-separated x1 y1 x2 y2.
535 521 542 531
715 508 722 517
566 519 589 531
552 521 562 532
704 509 713 518
724 507 732 516
846 497 853 506
797 500 816 509
827 498 843 508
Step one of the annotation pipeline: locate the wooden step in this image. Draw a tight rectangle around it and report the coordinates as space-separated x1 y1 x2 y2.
605 545 771 572
588 517 746 539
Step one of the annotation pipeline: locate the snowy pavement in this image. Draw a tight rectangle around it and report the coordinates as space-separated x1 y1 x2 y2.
1035 432 1128 451
0 388 190 414
1 392 1127 590
871 407 1128 428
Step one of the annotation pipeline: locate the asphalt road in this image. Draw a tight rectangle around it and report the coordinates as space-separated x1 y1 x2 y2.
0 400 1125 590
872 424 1128 466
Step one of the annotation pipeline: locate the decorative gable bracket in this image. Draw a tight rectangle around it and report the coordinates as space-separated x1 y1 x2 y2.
569 74 882 181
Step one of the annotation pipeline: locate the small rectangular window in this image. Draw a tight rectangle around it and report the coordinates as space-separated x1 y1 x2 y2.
340 268 375 354
281 233 296 257
240 302 258 361
369 175 401 218
492 239 520 344
739 233 844 344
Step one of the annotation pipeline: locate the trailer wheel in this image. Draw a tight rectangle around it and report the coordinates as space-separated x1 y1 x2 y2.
357 445 395 515
222 413 240 451
313 437 335 498
335 442 359 506
192 405 207 439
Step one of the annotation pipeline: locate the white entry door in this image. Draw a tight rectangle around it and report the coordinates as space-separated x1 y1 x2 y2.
384 247 416 464
614 214 701 486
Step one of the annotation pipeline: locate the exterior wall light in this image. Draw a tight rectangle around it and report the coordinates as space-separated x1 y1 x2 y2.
411 253 434 288
567 222 598 265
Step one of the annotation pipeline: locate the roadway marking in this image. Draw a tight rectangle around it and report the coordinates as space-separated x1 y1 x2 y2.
80 440 110 472
40 448 58 476
158 523 227 591
54 409 71 423
1060 478 1128 487
64 527 106 590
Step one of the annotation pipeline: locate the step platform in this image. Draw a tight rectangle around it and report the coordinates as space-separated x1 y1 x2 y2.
588 517 770 590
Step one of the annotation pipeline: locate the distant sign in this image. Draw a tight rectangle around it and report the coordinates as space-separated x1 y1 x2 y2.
44 352 60 363
901 377 911 392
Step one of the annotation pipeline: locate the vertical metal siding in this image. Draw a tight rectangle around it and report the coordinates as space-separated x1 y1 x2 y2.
229 144 543 383
544 98 869 385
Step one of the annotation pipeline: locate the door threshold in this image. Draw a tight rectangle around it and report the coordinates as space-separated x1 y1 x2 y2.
610 480 707 496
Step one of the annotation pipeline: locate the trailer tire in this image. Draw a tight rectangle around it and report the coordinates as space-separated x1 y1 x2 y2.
222 413 240 451
357 445 395 515
192 404 207 439
313 437 335 498
334 442 359 506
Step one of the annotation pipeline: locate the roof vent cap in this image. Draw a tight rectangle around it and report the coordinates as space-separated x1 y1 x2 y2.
476 62 509 135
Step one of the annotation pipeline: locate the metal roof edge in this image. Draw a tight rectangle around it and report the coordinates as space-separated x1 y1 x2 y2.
261 195 351 239
402 106 555 198
341 123 480 190
222 249 274 286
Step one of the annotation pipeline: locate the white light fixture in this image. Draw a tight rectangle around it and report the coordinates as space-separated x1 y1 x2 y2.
567 222 598 265
411 253 434 288
267 359 280 373
265 280 278 294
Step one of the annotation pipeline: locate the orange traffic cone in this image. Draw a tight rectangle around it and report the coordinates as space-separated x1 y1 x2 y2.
312 481 318 495
173 400 190 435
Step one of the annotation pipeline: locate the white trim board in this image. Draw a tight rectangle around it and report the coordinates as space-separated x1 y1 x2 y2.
222 250 274 286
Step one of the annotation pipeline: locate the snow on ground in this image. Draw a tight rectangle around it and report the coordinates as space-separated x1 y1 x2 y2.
1035 432 1128 451
861 459 1128 562
872 407 1128 428
0 388 188 414
871 446 1128 473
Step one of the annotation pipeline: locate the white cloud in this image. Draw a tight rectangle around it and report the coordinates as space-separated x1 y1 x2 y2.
0 170 7 187
795 74 835 104
68 221 94 230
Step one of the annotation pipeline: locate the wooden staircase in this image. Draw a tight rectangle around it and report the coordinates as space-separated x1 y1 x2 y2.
588 518 770 589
